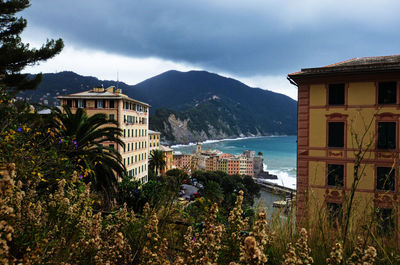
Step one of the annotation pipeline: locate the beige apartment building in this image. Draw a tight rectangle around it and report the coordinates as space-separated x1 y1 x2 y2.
58 86 150 184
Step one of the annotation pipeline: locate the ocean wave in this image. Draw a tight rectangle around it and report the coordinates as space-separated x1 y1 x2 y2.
170 135 288 149
261 169 297 189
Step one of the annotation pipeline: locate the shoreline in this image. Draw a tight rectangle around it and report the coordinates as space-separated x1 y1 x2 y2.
170 134 295 148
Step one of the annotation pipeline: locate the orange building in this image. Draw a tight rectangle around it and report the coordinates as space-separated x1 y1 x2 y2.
58 86 150 184
226 158 240 175
173 154 193 173
288 56 400 233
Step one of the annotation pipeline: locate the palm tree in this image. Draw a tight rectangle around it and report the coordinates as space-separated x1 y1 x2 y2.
51 106 125 205
149 149 166 176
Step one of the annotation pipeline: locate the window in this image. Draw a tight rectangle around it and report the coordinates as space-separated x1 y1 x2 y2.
328 122 344 148
123 158 125 166
109 114 115 121
378 81 397 104
328 83 345 105
328 164 344 187
327 202 342 227
77 99 86 108
128 130 130 138
67 99 72 107
109 100 114 108
376 208 394 236
96 99 104 108
109 144 114 149
377 167 395 191
123 129 126 138
377 122 396 149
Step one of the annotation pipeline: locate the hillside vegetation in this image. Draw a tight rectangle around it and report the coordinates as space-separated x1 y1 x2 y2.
19 70 297 143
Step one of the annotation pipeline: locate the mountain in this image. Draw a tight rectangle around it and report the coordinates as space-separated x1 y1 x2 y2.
19 71 297 144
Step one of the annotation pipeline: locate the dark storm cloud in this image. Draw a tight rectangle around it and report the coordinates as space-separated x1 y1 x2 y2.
23 0 400 75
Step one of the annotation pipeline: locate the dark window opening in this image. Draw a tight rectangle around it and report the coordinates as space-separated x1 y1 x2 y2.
109 144 115 149
376 208 394 236
109 100 115 108
327 202 342 227
96 99 104 108
328 164 344 187
378 81 397 104
328 122 344 148
377 167 395 191
329 83 345 105
66 99 72 107
378 122 396 149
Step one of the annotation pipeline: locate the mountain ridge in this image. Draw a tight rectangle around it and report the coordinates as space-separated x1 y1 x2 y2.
19 70 297 144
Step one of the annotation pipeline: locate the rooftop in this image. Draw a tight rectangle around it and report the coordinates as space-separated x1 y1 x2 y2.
289 55 400 77
58 86 150 107
148 129 161 135
159 145 173 152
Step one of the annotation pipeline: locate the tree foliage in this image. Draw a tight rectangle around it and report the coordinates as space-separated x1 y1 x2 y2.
0 0 63 91
149 149 166 176
51 106 125 205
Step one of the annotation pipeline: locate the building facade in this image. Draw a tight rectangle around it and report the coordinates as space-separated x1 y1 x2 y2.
159 145 174 174
148 130 160 152
173 154 193 173
288 56 400 233
173 144 254 177
58 86 150 184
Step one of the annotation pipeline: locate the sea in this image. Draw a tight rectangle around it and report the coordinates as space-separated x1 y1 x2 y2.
171 135 297 212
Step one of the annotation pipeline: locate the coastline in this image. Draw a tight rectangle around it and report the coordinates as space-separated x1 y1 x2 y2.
170 134 294 148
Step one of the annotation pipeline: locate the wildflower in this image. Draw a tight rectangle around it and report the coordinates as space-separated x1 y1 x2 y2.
79 175 83 179
17 127 22 132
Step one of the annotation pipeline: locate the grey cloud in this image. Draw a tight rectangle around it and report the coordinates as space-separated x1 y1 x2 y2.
23 0 400 75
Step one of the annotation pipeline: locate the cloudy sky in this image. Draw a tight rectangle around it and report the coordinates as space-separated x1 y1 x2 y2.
22 0 400 100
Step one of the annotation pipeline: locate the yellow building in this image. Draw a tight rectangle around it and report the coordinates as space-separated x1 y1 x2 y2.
158 145 174 175
148 130 161 153
58 86 150 184
288 55 400 234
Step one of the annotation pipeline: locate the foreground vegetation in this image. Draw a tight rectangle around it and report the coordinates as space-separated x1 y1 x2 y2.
0 81 398 264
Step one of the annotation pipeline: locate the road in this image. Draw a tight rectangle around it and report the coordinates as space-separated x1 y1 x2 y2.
180 184 198 200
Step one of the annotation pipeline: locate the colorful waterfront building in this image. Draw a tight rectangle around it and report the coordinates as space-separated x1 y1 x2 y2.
288 55 400 233
58 86 150 184
173 154 193 174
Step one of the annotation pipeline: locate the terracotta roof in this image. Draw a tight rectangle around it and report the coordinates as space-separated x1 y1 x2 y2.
289 55 400 77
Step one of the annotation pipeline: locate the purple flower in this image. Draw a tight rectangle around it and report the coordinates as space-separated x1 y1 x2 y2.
78 175 83 179
73 140 77 145
192 237 196 241
17 128 22 132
